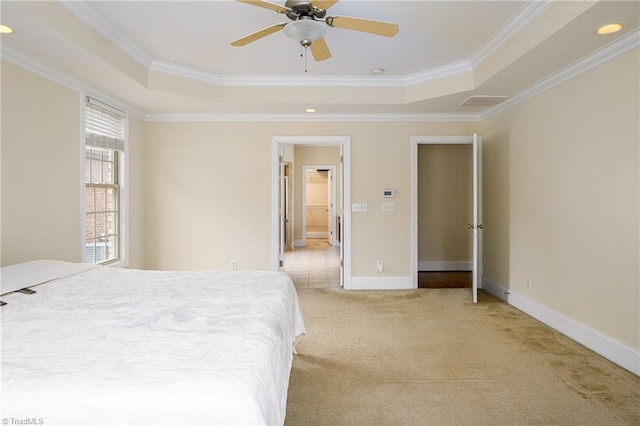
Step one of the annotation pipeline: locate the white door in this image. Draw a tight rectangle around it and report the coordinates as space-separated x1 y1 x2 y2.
278 148 285 269
471 134 483 303
339 144 344 286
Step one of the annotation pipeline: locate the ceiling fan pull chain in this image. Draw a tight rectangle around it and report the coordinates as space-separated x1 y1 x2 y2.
305 46 309 73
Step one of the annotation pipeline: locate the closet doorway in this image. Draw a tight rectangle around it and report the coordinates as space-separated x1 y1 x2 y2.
410 135 482 303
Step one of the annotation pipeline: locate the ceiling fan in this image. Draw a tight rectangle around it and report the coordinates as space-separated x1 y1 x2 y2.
230 0 399 63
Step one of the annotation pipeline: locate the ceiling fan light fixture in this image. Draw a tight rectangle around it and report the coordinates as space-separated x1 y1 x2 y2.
284 19 327 46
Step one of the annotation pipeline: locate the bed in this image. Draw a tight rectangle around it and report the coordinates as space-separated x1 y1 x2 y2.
1 260 305 425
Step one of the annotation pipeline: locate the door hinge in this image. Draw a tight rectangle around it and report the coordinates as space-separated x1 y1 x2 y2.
279 260 283 267
340 260 344 267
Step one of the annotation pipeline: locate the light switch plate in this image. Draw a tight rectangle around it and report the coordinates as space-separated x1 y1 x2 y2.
382 202 395 212
352 203 368 213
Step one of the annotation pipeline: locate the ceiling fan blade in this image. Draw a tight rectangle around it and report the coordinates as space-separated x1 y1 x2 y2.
234 0 291 14
310 37 331 61
312 0 339 10
327 16 399 37
231 23 287 46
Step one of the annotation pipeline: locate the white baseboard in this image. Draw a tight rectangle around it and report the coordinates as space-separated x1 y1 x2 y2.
294 239 305 247
306 232 329 238
418 261 472 271
350 276 414 290
482 277 640 377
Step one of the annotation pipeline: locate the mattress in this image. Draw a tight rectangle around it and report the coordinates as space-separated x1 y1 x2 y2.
1 262 305 425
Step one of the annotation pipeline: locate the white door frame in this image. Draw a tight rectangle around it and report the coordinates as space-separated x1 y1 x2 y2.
301 165 337 245
272 136 351 289
410 135 483 301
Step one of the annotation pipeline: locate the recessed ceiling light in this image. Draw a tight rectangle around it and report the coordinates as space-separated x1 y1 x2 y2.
0 25 13 34
370 68 384 76
305 108 316 113
596 23 623 35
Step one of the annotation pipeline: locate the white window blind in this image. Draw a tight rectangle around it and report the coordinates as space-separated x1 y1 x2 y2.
84 97 126 264
85 97 125 151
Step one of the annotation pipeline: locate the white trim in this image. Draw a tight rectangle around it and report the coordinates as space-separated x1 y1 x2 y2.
418 261 472 271
482 278 640 377
410 135 476 289
60 2 153 67
143 113 481 123
469 0 552 67
0 45 145 119
306 232 329 238
1 12 634 125
150 60 472 88
272 136 351 290
350 277 414 291
53 0 542 91
294 239 306 247
483 27 640 119
403 60 472 85
481 277 510 302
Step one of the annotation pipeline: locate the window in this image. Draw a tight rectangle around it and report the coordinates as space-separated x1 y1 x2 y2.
84 97 126 264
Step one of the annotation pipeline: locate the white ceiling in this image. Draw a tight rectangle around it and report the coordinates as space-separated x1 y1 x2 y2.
1 0 638 118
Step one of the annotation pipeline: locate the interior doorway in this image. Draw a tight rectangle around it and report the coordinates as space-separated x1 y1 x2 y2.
272 136 351 289
302 165 337 245
411 135 482 302
417 144 472 288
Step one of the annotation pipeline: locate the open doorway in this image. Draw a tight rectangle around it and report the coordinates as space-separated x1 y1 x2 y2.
272 136 352 289
302 165 337 245
417 144 472 288
411 135 482 302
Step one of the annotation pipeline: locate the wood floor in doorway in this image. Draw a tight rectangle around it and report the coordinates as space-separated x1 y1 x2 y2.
418 271 472 288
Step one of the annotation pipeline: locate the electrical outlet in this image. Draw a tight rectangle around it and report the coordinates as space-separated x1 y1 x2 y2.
231 260 237 270
376 260 384 272
526 276 532 289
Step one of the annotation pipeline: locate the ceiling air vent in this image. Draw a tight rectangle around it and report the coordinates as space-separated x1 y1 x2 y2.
459 95 509 107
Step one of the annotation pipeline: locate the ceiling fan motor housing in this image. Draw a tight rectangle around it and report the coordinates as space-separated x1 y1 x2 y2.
285 0 327 20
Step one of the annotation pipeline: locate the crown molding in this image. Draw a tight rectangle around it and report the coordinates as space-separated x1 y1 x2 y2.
150 59 471 88
469 0 552 67
59 0 544 90
403 60 473 86
59 1 153 67
143 113 482 123
482 27 640 119
0 44 145 119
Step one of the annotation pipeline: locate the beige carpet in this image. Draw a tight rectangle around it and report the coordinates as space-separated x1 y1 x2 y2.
285 289 640 425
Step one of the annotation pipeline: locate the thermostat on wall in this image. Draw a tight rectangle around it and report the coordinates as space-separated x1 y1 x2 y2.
383 189 396 198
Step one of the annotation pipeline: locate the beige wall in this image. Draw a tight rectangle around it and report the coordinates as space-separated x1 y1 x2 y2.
1 61 82 265
418 144 472 267
482 48 640 349
143 121 479 275
3 44 637 359
127 116 145 269
1 61 145 268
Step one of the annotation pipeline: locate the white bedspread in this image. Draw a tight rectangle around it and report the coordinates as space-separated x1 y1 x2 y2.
1 266 305 425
